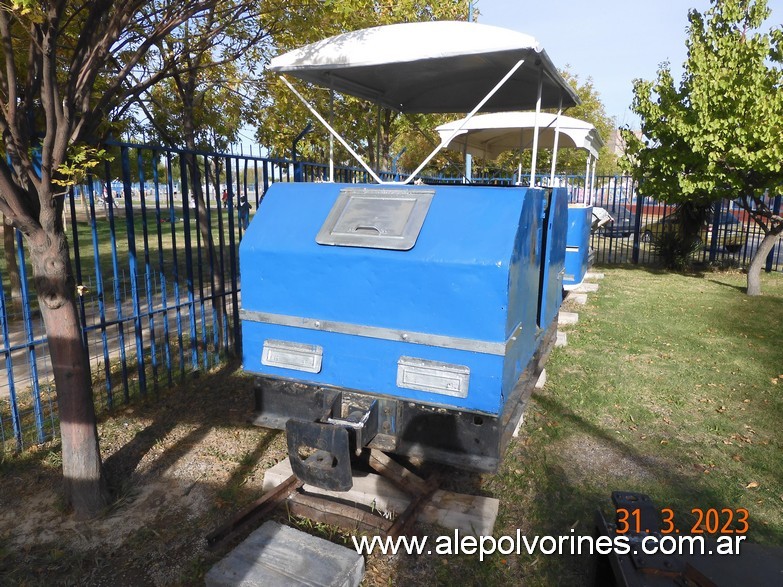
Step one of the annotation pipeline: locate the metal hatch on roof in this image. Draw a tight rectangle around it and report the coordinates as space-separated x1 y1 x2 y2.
268 21 579 113
315 187 434 250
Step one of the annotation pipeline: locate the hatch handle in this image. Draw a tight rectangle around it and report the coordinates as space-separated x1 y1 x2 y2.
353 224 382 235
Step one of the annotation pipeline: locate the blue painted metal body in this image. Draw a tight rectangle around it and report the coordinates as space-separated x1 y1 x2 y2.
537 190 568 330
240 182 568 417
563 204 593 288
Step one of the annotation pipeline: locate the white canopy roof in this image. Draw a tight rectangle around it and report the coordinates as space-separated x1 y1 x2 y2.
436 112 604 160
269 21 579 113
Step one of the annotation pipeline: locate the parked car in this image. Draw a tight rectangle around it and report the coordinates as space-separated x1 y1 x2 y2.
600 205 638 238
640 212 746 252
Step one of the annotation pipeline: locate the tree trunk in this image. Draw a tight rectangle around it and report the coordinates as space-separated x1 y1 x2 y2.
746 231 781 296
3 214 22 303
28 227 109 518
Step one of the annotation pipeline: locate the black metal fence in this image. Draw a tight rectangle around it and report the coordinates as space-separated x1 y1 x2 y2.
1 147 780 452
579 175 782 271
430 169 782 270
2 144 290 451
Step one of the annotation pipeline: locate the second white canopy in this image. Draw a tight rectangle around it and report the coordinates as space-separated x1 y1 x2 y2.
436 111 604 160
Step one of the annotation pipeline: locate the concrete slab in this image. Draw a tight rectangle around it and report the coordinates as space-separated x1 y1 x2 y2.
263 459 499 536
555 331 568 347
566 292 588 305
558 311 579 325
205 521 364 587
573 282 600 293
535 368 547 389
585 272 605 280
512 411 525 438
513 370 545 438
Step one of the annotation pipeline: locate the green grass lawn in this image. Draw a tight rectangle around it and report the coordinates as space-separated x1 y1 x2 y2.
425 267 783 585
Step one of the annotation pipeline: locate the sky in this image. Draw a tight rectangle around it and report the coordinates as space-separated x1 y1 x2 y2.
476 0 783 128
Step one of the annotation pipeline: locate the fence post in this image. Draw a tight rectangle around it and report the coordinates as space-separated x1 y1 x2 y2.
632 182 644 264
152 151 174 387
178 155 199 373
0 263 23 450
104 160 131 401
137 148 160 388
708 200 721 263
164 152 187 382
15 231 46 443
68 186 89 350
765 195 781 273
262 160 270 199
121 146 147 394
225 157 241 353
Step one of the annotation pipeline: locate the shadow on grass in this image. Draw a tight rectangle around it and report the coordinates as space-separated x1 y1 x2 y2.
706 278 747 293
592 261 706 278
703 278 783 345
592 261 667 275
101 360 259 483
553 392 781 532
495 392 782 586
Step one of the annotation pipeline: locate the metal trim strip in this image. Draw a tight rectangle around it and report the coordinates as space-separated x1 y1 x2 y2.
240 309 518 356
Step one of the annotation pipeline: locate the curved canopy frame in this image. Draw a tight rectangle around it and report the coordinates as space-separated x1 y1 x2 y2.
436 111 603 198
436 112 604 160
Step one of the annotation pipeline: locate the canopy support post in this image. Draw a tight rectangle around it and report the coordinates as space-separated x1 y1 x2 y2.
516 128 524 184
527 66 544 186
463 141 472 184
280 75 384 184
401 59 526 185
584 155 591 203
549 99 563 186
590 158 597 205
376 104 382 177
329 88 335 183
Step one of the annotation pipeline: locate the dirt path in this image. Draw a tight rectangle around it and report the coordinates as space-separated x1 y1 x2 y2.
0 363 289 585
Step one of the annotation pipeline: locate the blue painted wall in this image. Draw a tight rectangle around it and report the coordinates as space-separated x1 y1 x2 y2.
564 204 593 287
240 182 554 415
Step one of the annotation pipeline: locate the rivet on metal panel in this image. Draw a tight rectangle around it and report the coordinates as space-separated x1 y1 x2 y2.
401 333 409 340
